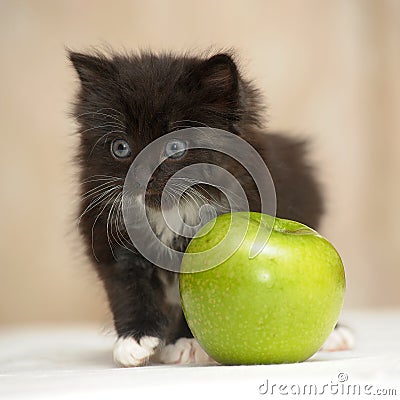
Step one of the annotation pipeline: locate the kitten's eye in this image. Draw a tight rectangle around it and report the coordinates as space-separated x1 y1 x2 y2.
111 139 131 159
164 139 187 159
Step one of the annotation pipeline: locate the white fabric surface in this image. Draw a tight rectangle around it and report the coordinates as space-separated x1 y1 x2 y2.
0 310 399 399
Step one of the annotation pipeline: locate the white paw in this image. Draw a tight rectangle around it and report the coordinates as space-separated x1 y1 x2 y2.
320 326 355 352
158 338 217 365
113 336 161 367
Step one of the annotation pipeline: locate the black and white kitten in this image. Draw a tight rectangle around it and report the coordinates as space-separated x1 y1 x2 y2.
69 50 354 366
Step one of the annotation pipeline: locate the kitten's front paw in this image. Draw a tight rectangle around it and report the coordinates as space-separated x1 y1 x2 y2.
113 336 161 367
320 325 355 352
158 338 217 365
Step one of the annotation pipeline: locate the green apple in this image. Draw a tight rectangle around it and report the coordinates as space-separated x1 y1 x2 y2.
179 212 345 365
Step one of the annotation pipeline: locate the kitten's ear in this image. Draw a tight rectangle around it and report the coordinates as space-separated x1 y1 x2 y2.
68 51 114 85
189 53 239 109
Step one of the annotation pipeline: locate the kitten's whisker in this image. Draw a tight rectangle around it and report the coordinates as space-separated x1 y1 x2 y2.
78 186 121 222
81 184 122 204
208 184 245 210
88 131 126 157
79 123 125 135
90 190 121 261
95 107 124 116
169 182 233 213
183 187 224 212
111 193 130 249
106 192 123 259
193 185 235 211
82 182 122 199
173 177 243 210
106 194 116 258
190 185 219 205
163 186 195 216
180 193 198 215
99 107 124 116
119 190 136 211
83 175 122 183
176 186 203 211
75 110 125 128
109 193 135 254
164 188 189 211
168 183 199 208
114 198 134 251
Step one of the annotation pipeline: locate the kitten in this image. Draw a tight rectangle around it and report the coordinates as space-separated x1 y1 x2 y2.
69 50 353 366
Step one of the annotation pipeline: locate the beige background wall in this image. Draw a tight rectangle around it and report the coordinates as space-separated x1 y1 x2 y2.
0 0 399 324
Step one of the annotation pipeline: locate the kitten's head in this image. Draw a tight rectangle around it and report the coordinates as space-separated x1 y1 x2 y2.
70 50 262 194
70 50 263 260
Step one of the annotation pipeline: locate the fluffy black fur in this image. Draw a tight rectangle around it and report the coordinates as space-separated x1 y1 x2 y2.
69 50 324 359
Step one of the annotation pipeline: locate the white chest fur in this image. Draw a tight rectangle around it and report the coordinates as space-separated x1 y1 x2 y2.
146 201 201 306
146 201 201 248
